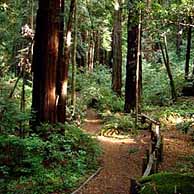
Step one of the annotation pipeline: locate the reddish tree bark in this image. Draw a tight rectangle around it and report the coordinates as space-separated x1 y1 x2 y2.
94 31 100 64
31 0 60 126
56 0 76 122
112 0 122 96
125 25 138 112
124 3 142 112
88 30 95 72
185 16 192 80
56 0 65 122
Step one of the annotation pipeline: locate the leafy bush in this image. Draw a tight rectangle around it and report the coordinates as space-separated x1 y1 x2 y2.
128 147 139 154
101 113 136 135
139 173 194 194
142 98 194 130
75 65 124 114
0 92 31 134
142 57 185 106
176 121 193 133
0 96 32 135
0 76 32 134
0 124 101 194
175 155 194 174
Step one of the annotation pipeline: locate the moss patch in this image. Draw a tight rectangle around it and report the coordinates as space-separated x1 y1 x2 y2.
139 172 194 194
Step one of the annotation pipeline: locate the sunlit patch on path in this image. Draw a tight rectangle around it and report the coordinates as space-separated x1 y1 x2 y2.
96 135 137 144
77 109 194 194
77 109 150 194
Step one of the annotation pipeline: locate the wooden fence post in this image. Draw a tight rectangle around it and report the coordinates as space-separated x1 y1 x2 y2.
158 135 164 162
130 179 140 194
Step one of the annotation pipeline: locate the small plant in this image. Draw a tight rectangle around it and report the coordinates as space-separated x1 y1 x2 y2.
73 65 124 115
101 114 136 136
0 123 101 194
128 147 139 154
176 121 193 133
0 96 32 135
0 77 32 136
139 173 194 194
174 155 194 174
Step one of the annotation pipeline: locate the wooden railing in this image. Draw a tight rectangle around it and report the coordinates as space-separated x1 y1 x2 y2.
130 113 164 194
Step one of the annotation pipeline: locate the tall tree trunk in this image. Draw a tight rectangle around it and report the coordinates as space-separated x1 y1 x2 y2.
185 16 192 80
146 0 151 7
88 31 95 72
112 0 122 96
135 10 142 127
124 3 141 112
176 20 182 57
56 0 65 122
71 0 78 116
30 0 34 30
56 0 76 122
31 0 60 126
86 2 95 72
94 31 100 64
159 36 177 101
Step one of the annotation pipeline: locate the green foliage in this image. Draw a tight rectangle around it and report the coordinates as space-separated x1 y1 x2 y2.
0 77 32 135
0 98 31 134
164 101 194 117
128 147 139 154
0 76 101 193
142 57 185 106
75 65 124 114
176 120 193 133
141 0 194 108
143 98 194 126
139 173 194 194
0 124 101 194
101 113 136 135
0 0 34 75
175 157 194 174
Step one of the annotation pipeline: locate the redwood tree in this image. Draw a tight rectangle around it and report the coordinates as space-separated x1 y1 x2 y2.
56 0 76 122
31 0 60 125
124 2 141 112
112 0 122 96
185 16 192 80
56 0 65 122
71 0 78 115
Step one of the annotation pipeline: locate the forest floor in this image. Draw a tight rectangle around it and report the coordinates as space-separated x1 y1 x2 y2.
76 108 194 194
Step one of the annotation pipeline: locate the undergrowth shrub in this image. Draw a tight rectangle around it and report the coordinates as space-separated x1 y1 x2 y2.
0 77 32 135
176 155 194 174
142 59 185 106
0 96 32 134
0 124 101 194
0 83 31 134
100 113 136 135
139 172 194 194
75 65 124 114
0 76 101 194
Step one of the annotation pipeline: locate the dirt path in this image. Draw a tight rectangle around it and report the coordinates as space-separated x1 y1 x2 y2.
160 130 194 172
77 109 194 194
78 109 150 194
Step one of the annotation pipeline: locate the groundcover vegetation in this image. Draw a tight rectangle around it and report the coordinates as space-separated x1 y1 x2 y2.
0 118 101 194
139 173 194 194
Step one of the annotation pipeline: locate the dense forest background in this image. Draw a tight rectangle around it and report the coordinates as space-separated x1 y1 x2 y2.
0 0 194 194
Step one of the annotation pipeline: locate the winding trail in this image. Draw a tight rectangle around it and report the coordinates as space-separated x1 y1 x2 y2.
78 109 150 194
76 109 194 194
